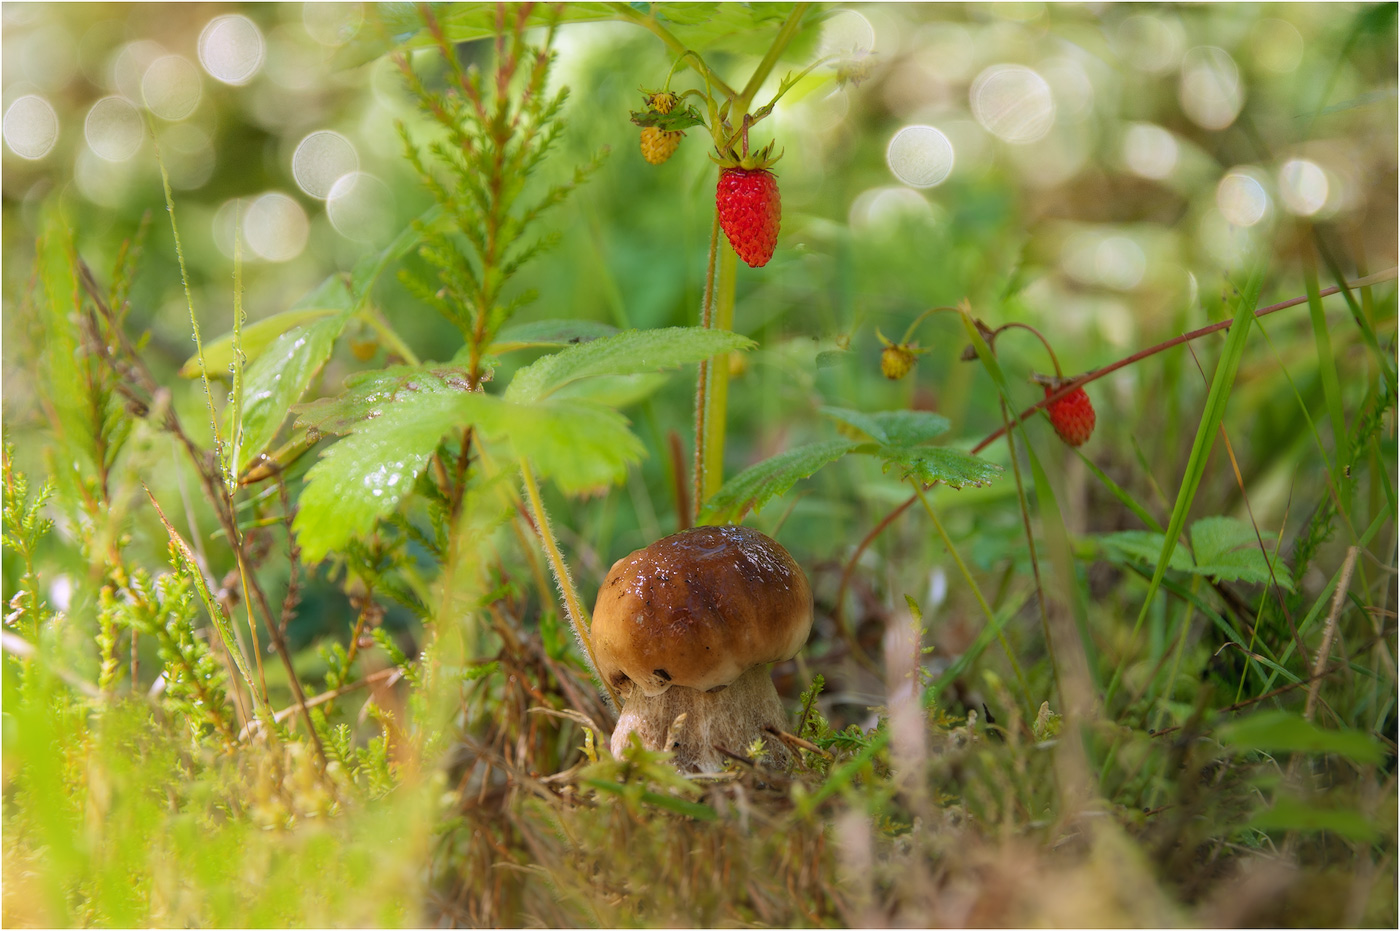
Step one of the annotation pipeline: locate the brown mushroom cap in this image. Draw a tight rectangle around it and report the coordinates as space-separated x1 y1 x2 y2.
591 525 813 697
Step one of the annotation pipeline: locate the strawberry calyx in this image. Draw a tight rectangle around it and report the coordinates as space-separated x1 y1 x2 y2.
630 89 706 132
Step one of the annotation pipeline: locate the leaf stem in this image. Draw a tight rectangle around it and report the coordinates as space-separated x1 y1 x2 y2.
357 308 421 366
737 3 812 112
520 464 620 709
606 2 738 99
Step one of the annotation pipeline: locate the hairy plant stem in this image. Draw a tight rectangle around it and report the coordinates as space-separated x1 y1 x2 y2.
701 247 738 503
912 483 1033 710
693 211 721 523
520 464 620 709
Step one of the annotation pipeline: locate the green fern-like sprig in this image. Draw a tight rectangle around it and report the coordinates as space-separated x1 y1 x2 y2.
392 5 606 384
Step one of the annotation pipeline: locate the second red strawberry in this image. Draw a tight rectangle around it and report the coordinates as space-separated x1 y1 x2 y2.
717 167 781 268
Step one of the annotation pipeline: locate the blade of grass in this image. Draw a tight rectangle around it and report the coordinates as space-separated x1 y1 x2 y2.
912 482 1032 710
1074 445 1164 533
1260 507 1390 695
1302 240 1348 504
1104 262 1267 710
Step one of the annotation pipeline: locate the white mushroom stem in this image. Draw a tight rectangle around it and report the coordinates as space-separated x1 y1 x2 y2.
609 665 794 772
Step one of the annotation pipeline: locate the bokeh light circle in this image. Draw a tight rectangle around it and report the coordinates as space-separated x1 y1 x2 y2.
848 186 934 231
1122 122 1178 180
1180 46 1243 131
1116 14 1183 74
1278 159 1328 216
293 130 358 199
142 55 202 121
22 24 78 91
3 95 59 159
1096 236 1147 291
84 96 143 161
244 192 309 261
327 172 396 244
303 2 365 47
970 65 1055 144
162 123 216 190
1254 19 1304 73
886 125 954 188
1216 171 1269 227
198 14 265 86
820 9 876 58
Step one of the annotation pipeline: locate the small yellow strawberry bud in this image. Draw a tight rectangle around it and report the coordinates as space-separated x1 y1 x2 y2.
640 126 683 165
881 344 917 380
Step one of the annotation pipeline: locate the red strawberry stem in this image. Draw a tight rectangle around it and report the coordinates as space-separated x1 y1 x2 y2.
994 321 1063 378
974 266 1395 452
898 305 961 345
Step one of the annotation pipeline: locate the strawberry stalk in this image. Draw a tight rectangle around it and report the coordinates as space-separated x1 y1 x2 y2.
691 3 813 511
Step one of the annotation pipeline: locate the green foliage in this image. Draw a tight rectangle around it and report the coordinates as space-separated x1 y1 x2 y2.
504 326 753 403
1096 515 1294 590
233 313 351 476
879 445 1003 490
699 438 861 524
700 406 1000 523
1217 710 1383 766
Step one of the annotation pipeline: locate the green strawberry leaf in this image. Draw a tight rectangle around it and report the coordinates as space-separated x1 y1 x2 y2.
878 446 1002 489
1097 531 1194 573
1245 795 1379 842
294 366 470 436
294 390 466 563
181 308 342 380
822 407 950 447
699 439 861 524
233 313 353 476
505 326 753 404
488 318 618 355
1189 516 1293 590
295 388 645 561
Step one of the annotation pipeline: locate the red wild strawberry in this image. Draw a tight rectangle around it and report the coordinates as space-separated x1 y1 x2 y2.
716 167 780 268
1044 384 1095 447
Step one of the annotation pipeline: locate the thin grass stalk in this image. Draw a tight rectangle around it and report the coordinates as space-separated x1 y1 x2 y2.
911 483 1032 710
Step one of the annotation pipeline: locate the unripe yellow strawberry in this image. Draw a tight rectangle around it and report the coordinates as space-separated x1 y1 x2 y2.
641 126 683 165
646 91 678 115
881 344 917 380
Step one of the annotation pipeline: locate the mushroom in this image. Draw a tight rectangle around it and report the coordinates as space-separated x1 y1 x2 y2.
591 524 813 772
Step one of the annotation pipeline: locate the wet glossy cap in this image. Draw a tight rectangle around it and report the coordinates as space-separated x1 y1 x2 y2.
591 525 813 697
